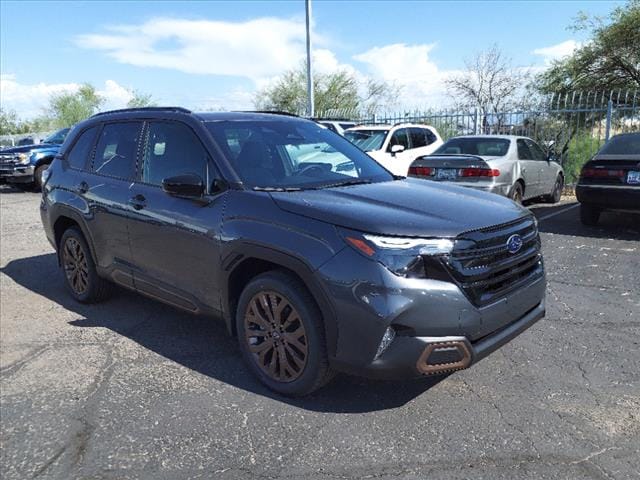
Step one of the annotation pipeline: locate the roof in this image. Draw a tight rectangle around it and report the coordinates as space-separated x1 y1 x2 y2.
90 107 308 123
446 135 529 141
346 123 436 131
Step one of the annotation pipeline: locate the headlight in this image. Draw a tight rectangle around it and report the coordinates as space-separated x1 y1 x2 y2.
17 153 31 165
339 227 453 276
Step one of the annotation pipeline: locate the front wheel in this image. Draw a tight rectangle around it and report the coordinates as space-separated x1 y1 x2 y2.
236 271 333 396
34 164 49 191
580 204 601 226
544 175 564 204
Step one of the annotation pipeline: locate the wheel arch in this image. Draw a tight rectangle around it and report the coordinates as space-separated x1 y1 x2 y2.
51 208 98 267
223 245 338 358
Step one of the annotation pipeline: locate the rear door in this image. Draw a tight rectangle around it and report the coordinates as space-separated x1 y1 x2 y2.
126 120 226 313
516 139 542 198
79 121 142 288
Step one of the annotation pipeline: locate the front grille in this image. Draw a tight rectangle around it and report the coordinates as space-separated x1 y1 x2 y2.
0 154 19 167
442 216 543 307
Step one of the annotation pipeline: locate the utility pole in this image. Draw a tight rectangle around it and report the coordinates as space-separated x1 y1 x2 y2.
305 0 314 118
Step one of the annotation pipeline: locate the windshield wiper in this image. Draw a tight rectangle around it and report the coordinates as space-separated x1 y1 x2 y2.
253 186 302 192
312 179 373 189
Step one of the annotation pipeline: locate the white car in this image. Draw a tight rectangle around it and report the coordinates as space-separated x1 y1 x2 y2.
318 120 357 136
408 135 565 204
344 123 443 176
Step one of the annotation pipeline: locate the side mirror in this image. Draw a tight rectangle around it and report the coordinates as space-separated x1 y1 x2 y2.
390 144 405 155
162 174 204 198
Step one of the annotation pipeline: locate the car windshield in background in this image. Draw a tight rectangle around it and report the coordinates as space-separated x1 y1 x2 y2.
434 137 511 156
205 120 393 190
598 134 640 155
44 128 70 145
343 130 388 152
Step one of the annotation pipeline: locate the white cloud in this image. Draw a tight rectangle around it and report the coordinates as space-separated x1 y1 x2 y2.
532 40 579 64
76 17 310 82
0 74 134 118
354 43 457 108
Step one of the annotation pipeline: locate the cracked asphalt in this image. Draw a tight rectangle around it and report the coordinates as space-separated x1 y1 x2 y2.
1 186 639 480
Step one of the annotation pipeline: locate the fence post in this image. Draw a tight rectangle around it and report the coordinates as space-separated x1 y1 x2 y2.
605 99 613 141
473 107 480 135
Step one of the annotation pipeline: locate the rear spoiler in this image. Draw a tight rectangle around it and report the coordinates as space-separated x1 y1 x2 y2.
411 154 491 169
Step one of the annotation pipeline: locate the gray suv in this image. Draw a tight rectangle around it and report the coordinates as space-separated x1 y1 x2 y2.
40 108 546 396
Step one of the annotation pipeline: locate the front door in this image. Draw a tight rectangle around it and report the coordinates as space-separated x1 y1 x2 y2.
516 139 542 198
127 120 226 313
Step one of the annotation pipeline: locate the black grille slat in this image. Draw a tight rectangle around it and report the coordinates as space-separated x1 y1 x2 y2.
442 216 543 307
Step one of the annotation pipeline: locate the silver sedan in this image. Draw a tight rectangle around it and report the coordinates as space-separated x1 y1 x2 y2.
408 135 565 203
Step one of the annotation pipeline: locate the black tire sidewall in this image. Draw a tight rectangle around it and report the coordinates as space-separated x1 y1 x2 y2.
235 272 327 396
59 227 100 303
34 164 48 191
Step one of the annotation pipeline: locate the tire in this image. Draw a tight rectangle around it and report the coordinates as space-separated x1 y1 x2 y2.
509 182 524 204
580 204 601 226
34 164 49 192
59 227 112 303
544 175 564 204
236 271 333 396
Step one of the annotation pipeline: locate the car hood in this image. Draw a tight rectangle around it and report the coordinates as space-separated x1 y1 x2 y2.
0 143 57 154
270 178 529 238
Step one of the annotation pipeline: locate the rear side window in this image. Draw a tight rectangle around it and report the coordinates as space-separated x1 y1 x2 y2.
425 129 437 145
142 121 209 186
92 122 142 180
517 139 532 160
67 126 98 170
409 128 427 148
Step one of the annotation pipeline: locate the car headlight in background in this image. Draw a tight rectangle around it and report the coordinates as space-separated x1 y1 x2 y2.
17 153 31 165
339 227 454 276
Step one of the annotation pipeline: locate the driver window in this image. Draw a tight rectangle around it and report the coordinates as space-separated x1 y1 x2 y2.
526 139 546 161
142 121 209 187
387 129 409 152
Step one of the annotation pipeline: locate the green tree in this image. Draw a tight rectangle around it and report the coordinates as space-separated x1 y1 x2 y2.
48 84 104 128
0 109 20 135
536 1 640 93
127 90 157 108
254 64 398 117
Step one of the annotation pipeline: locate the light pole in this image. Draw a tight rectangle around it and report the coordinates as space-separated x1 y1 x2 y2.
305 0 314 118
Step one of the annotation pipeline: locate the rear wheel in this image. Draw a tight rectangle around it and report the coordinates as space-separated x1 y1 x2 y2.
509 182 524 204
544 175 563 204
580 204 601 226
60 227 112 303
236 271 333 396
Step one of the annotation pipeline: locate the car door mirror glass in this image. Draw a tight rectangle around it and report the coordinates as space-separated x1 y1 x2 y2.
162 174 205 198
390 144 405 154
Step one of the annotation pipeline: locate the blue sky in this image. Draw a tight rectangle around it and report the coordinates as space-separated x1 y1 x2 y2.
0 0 623 118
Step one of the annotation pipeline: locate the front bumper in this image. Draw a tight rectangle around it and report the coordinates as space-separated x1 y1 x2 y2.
317 246 546 379
576 184 640 211
0 164 35 183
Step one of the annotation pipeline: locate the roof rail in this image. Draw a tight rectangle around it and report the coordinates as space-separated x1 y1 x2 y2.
91 106 192 118
237 110 300 117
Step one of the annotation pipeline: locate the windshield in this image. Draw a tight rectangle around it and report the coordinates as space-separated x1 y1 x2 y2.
343 129 388 152
44 128 70 145
206 120 393 190
598 134 640 155
434 137 510 156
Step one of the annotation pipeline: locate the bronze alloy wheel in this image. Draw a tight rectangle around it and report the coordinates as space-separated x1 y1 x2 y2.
62 237 89 295
244 291 308 382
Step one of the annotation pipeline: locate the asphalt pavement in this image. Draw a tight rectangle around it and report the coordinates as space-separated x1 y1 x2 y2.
1 187 639 479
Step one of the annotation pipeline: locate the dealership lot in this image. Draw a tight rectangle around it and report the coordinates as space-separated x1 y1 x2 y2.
1 188 638 479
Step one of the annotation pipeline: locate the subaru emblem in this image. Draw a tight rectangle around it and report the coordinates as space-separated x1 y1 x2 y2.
506 234 523 254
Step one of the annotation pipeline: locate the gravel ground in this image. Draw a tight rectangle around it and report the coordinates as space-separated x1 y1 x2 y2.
1 186 639 480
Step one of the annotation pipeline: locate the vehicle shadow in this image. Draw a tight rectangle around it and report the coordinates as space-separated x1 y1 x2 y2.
0 253 443 413
531 202 640 241
0 184 31 194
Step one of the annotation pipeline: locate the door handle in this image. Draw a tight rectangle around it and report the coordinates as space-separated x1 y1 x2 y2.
76 181 89 194
128 194 146 210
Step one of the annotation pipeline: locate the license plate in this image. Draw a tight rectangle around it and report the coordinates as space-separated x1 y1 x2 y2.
627 171 640 184
436 168 458 180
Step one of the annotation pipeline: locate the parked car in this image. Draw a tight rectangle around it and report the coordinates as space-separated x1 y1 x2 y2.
41 107 546 396
317 120 357 136
344 123 443 176
408 135 564 204
0 128 70 190
576 132 640 225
